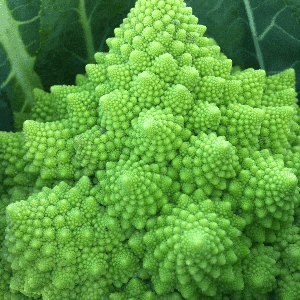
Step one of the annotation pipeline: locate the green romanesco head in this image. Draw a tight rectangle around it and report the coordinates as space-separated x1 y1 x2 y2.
1 0 300 299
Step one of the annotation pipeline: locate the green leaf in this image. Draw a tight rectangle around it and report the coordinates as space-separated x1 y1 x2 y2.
0 0 43 113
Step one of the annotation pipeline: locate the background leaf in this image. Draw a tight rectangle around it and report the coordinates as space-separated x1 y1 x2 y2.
35 0 136 91
0 0 42 120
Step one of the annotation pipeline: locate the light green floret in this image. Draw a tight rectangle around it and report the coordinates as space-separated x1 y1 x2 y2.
193 56 215 77
127 107 184 162
186 101 221 134
108 64 133 90
231 68 266 107
277 269 300 300
281 241 300 272
130 50 151 73
149 53 179 82
218 103 265 151
103 52 123 66
174 65 200 91
109 278 184 300
73 125 126 176
22 119 75 181
109 278 152 300
98 89 141 130
220 79 241 105
175 132 240 196
197 75 225 104
67 91 98 130
228 149 299 231
4 176 137 299
273 224 300 251
0 131 31 189
242 244 280 295
95 155 172 229
262 68 297 107
129 70 167 108
160 84 193 116
21 89 98 184
85 63 107 84
142 200 250 298
107 245 139 288
50 84 95 117
192 132 240 182
31 88 62 122
258 106 295 152
147 40 166 58
31 84 87 123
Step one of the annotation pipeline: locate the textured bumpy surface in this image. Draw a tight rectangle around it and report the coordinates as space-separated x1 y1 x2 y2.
1 0 300 299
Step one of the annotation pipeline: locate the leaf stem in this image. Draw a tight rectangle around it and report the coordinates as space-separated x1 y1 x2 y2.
0 0 43 107
243 0 265 70
77 0 95 63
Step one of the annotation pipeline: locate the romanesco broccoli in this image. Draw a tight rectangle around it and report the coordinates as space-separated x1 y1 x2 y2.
1 0 300 299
